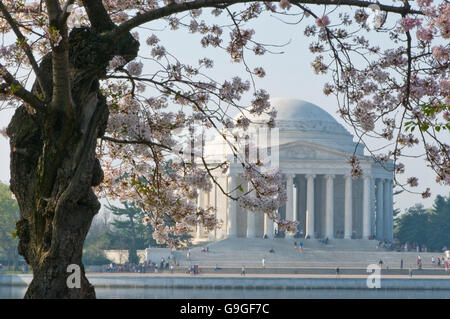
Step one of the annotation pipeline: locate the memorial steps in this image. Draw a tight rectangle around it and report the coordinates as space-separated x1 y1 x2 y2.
173 237 443 270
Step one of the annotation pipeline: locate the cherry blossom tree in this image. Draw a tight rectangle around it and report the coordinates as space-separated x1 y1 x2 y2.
0 0 447 298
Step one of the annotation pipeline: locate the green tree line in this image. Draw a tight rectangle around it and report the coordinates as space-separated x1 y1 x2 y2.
394 194 450 252
0 182 19 268
0 186 192 267
82 201 191 265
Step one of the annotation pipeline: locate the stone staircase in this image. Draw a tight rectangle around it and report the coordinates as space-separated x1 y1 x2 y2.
172 238 445 269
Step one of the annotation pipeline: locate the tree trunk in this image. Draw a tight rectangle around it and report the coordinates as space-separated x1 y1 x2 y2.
6 27 139 299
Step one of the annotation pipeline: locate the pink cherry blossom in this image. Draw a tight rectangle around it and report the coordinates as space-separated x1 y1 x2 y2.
316 15 330 28
279 0 291 10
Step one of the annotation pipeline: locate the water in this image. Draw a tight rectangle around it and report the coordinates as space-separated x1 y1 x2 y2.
1 286 448 299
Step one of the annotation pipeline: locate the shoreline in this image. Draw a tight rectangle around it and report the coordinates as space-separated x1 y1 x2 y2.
2 273 450 290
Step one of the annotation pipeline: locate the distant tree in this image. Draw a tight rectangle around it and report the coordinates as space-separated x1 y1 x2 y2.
428 194 450 251
105 201 193 264
82 245 111 266
106 202 157 264
394 203 430 247
85 208 111 241
0 182 19 268
83 210 112 266
395 194 450 251
393 187 403 217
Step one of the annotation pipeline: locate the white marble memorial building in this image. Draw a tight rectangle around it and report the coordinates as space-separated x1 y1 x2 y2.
197 99 394 242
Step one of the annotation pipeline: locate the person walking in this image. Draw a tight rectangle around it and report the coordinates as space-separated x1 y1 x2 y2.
400 259 403 269
241 266 246 276
261 257 265 269
299 241 303 252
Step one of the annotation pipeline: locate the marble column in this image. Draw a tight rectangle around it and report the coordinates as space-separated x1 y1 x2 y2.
264 214 274 238
286 174 295 238
305 174 315 239
383 179 392 241
344 174 353 239
325 174 335 238
370 178 376 238
228 176 238 237
196 191 202 239
247 183 257 238
376 178 384 240
293 184 298 222
362 175 371 239
389 179 394 241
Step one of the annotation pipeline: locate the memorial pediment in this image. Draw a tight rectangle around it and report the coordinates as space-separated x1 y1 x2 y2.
279 141 350 160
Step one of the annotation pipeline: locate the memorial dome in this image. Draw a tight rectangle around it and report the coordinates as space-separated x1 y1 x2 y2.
205 98 364 160
246 98 360 153
247 98 351 136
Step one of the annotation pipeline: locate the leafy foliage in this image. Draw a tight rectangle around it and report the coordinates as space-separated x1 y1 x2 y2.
394 194 450 251
87 201 191 264
0 182 19 265
82 245 110 266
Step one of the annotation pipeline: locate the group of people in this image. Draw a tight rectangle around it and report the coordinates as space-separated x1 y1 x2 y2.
430 255 449 270
294 241 303 251
188 264 199 275
0 263 29 274
378 259 391 270
376 240 394 251
398 242 428 252
240 258 267 276
375 241 436 253
415 255 450 270
201 246 209 253
105 256 177 273
396 255 449 271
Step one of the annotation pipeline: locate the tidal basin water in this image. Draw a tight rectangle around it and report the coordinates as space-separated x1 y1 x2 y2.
1 286 449 299
2 274 450 299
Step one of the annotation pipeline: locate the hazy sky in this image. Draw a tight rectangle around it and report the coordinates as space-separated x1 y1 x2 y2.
0 7 448 212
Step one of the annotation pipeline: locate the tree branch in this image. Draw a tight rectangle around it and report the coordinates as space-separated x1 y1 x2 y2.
0 63 45 111
45 0 62 27
42 0 73 117
58 0 76 26
101 136 172 151
81 0 116 32
0 1 48 98
109 0 423 38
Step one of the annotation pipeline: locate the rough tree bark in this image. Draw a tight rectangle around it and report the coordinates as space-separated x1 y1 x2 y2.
6 25 139 298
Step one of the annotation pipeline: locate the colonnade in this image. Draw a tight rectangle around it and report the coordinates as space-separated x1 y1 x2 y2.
226 173 394 240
